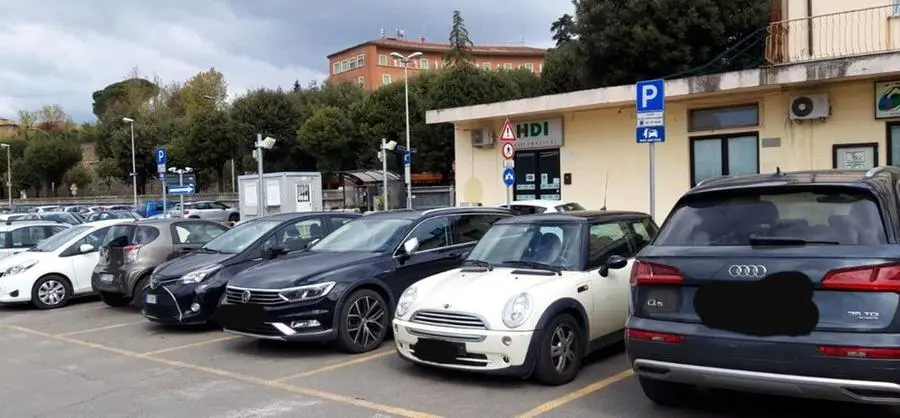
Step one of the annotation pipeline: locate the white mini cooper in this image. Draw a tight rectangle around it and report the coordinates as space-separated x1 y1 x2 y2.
392 210 658 385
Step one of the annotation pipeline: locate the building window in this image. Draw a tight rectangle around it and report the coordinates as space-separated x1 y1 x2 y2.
357 54 365 66
349 57 358 69
690 134 759 186
894 0 900 16
357 76 365 87
481 62 492 70
340 60 349 72
382 74 391 85
524 63 534 72
503 63 513 70
689 104 759 132
888 122 900 165
378 54 387 65
393 59 401 67
333 62 340 74
420 58 429 69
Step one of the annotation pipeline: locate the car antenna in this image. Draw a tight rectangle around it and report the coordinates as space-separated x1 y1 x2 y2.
600 172 609 211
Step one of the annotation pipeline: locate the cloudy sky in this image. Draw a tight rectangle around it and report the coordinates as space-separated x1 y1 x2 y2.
1 0 572 122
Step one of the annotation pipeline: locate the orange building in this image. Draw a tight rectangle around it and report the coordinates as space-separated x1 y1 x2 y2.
327 37 548 90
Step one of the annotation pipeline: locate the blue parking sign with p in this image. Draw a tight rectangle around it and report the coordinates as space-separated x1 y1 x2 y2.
636 79 665 112
156 146 167 165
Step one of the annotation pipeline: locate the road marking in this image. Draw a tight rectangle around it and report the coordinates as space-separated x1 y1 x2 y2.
270 347 394 382
57 320 146 336
141 335 240 356
513 369 635 418
4 325 442 418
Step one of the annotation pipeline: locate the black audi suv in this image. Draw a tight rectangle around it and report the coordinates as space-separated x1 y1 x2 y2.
213 206 513 353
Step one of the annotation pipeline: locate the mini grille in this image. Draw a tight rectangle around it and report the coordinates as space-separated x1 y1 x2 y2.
224 287 285 305
410 310 486 329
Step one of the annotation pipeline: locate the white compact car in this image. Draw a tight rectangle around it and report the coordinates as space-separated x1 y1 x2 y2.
0 219 134 309
393 210 659 385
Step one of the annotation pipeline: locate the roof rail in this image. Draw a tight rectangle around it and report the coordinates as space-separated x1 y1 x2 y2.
863 165 900 178
694 175 731 188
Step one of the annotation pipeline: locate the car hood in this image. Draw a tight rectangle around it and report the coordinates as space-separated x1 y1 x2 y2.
154 251 234 279
228 250 385 289
415 267 560 314
0 250 53 268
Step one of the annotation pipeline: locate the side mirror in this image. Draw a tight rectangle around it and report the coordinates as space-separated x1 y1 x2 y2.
598 255 628 277
79 243 95 253
306 238 320 249
402 237 420 256
263 246 287 260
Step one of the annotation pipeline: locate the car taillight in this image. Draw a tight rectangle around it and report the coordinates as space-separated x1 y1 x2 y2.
821 263 900 292
630 261 684 286
123 245 142 263
818 345 900 359
626 328 684 344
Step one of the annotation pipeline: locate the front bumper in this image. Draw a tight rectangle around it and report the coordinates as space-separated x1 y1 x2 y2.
393 318 537 377
215 298 339 342
141 281 222 325
0 271 39 303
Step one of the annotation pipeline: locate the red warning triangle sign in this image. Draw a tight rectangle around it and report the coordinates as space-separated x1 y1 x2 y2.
499 119 517 142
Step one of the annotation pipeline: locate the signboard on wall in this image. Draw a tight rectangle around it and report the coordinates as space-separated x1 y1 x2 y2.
875 81 900 119
510 117 564 150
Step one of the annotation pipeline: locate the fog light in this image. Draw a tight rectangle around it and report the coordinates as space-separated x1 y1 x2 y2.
190 303 200 312
502 355 510 363
290 320 320 329
9 290 18 298
501 336 512 346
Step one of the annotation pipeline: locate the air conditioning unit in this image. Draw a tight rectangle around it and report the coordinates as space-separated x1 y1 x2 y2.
470 128 496 147
789 93 830 120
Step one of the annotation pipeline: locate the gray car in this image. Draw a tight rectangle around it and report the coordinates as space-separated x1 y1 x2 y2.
626 167 900 408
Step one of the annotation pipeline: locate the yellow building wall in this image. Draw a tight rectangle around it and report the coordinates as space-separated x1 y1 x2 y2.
453 80 900 222
779 1 900 62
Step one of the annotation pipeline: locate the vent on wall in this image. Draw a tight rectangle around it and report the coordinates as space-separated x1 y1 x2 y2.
471 128 496 147
789 93 830 120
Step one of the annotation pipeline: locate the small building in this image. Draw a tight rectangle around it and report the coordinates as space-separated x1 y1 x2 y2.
425 4 900 221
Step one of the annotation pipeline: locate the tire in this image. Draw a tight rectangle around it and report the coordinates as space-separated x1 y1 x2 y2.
228 213 239 223
131 276 150 309
638 376 698 406
533 313 584 385
31 275 73 310
99 291 130 307
333 289 389 354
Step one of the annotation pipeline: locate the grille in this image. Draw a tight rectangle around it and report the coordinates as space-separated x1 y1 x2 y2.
410 310 486 329
143 287 180 320
224 286 285 305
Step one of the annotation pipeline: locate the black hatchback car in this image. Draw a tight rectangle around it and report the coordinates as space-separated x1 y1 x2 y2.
627 167 900 407
142 211 361 326
214 206 513 353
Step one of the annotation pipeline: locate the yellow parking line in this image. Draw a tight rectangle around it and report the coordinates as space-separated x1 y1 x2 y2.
271 347 394 382
3 325 442 418
141 335 240 356
57 320 145 336
513 369 635 418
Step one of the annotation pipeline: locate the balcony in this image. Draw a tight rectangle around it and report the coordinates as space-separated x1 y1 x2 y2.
766 5 900 65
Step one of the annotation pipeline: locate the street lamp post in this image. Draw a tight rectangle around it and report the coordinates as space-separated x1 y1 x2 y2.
0 144 10 208
167 166 193 218
254 135 277 218
379 139 398 210
390 51 423 209
122 117 137 206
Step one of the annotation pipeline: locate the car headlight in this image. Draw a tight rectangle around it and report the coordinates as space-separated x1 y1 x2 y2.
395 286 417 318
2 259 38 276
177 264 222 284
278 282 336 303
502 293 533 328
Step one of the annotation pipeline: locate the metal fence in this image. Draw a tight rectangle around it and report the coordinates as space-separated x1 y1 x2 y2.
766 5 900 65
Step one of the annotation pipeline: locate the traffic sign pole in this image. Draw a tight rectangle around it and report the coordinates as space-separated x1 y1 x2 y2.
636 80 665 219
156 146 167 218
499 118 518 207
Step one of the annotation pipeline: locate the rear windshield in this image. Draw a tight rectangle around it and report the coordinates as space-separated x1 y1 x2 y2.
655 188 887 246
102 225 159 247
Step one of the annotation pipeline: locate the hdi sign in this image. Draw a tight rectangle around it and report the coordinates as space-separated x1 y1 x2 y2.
511 117 563 150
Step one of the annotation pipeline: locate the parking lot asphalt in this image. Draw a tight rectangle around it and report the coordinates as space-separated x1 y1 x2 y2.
2 298 899 418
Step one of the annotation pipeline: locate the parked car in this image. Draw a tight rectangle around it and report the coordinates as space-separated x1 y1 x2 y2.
21 211 84 225
393 210 657 384
32 205 61 213
169 201 239 223
104 205 135 211
62 205 94 215
85 210 143 223
91 218 230 309
135 200 175 218
498 200 586 215
213 207 513 353
627 167 900 407
0 220 70 259
0 219 135 309
142 211 361 326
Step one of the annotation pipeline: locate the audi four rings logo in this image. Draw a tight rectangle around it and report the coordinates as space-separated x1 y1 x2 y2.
728 265 767 278
241 289 252 303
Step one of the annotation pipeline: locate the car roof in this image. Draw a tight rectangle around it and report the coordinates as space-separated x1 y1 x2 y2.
501 200 577 208
0 220 68 230
134 218 214 225
255 211 361 222
82 219 135 228
495 209 651 225
361 206 513 220
687 167 900 196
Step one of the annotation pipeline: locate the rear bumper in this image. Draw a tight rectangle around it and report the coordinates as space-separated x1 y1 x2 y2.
633 359 900 405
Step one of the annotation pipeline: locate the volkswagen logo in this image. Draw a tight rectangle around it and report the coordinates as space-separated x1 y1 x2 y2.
241 289 252 303
728 265 767 278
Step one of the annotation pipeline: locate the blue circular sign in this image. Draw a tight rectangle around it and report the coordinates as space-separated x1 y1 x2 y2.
502 167 515 186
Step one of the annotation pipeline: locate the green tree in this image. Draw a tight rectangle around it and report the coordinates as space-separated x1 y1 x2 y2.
539 45 584 95
91 78 160 122
170 108 235 191
64 165 93 191
93 158 122 191
229 88 310 172
551 13 576 46
297 106 356 175
444 10 474 66
179 67 228 118
21 135 83 196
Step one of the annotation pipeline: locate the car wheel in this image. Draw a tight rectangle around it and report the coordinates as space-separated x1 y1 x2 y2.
228 213 239 223
31 275 73 310
638 376 698 406
334 289 388 354
99 291 130 307
533 313 583 385
131 276 150 309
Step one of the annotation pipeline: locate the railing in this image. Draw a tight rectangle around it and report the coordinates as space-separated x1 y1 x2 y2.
766 5 900 65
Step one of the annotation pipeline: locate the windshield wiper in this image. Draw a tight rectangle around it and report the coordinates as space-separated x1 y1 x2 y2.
463 259 493 271
500 260 561 275
748 235 840 246
197 247 219 253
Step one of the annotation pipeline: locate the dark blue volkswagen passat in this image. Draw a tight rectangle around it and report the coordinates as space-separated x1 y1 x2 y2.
213 207 513 353
141 211 360 326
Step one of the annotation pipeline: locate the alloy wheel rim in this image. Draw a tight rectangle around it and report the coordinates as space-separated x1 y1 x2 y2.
347 296 385 348
550 325 577 372
38 280 66 306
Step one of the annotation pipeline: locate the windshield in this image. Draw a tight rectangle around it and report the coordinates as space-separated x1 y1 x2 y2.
466 223 584 271
655 187 887 246
311 218 412 252
33 225 91 252
203 219 282 253
554 203 585 212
